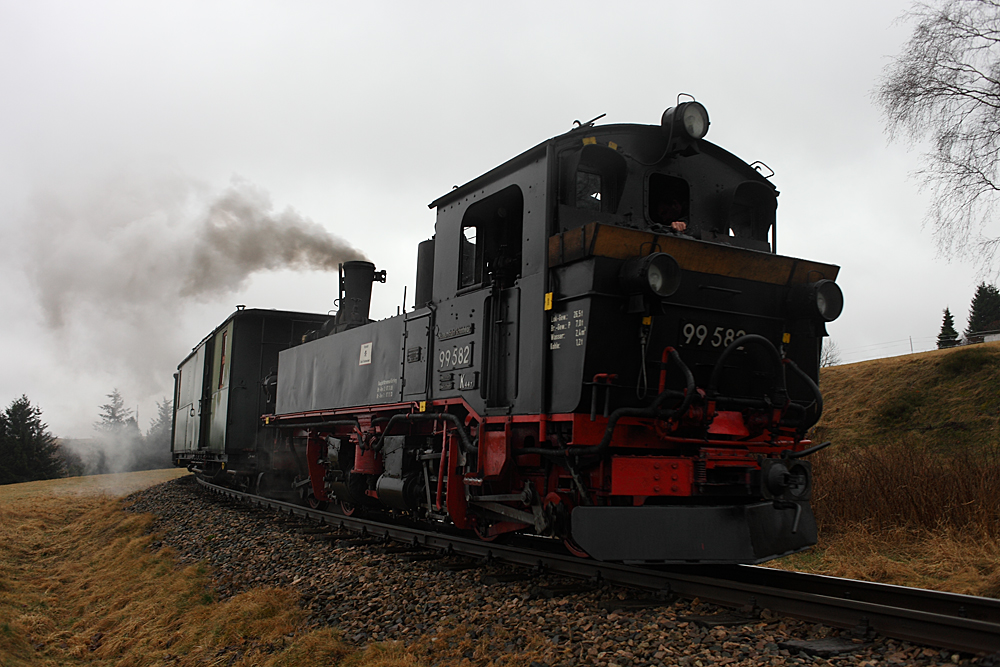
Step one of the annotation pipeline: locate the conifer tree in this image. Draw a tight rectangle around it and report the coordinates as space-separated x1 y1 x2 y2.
966 282 1000 336
95 388 132 431
92 389 142 473
136 397 174 470
938 308 960 348
0 396 64 484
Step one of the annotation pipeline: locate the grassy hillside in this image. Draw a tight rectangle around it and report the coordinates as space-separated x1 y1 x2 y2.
0 471 419 667
771 344 1000 597
815 342 1000 451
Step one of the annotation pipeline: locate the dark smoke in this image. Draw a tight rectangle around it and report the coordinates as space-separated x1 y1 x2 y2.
20 170 364 408
183 180 362 295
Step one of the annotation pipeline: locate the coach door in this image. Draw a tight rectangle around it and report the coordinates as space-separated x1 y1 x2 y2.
206 323 232 452
174 342 208 453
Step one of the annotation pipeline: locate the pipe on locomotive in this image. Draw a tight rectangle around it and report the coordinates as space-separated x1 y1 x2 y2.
526 333 825 461
785 440 832 459
706 334 785 403
706 334 824 433
271 419 361 431
781 358 825 431
372 412 477 455
517 348 696 460
565 347 696 459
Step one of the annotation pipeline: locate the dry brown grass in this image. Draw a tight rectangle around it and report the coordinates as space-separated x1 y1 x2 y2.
772 344 1000 597
0 471 412 667
6 342 999 666
0 468 190 502
811 440 1000 535
0 471 556 667
772 524 1000 598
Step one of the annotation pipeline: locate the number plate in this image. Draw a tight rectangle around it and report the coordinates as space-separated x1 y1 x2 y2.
438 341 474 371
679 321 747 349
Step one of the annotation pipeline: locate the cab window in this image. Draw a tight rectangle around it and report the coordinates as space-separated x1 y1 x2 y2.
458 185 523 290
569 145 627 214
648 174 690 227
729 181 775 243
576 171 603 210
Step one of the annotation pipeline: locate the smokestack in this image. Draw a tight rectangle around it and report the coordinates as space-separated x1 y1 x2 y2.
336 261 386 330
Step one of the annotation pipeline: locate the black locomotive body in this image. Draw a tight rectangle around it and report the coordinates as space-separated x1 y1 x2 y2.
173 102 843 564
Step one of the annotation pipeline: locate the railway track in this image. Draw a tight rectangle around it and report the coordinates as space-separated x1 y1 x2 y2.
197 478 1000 658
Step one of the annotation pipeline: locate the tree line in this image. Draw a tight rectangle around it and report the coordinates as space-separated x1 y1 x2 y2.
0 390 173 485
937 282 1000 348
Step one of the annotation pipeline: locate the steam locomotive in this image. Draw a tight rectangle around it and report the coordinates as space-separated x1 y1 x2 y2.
172 100 843 564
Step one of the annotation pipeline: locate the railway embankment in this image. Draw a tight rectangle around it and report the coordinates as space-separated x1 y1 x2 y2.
122 477 978 666
1 472 977 667
772 342 1000 597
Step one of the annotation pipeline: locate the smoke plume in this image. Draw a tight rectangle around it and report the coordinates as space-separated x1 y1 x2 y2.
183 181 362 296
20 170 364 411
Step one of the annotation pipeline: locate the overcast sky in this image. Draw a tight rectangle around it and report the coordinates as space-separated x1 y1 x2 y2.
0 0 980 438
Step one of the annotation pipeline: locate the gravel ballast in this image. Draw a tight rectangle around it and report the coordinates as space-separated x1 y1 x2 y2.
124 476 980 667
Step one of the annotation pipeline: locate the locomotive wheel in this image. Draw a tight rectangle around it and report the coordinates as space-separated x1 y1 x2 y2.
473 519 498 542
340 501 357 516
563 536 590 559
305 493 329 511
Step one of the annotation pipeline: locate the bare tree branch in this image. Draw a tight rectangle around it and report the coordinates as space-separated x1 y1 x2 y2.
878 0 1000 277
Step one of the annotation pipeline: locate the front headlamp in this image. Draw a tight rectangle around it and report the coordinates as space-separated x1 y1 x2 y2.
619 253 682 298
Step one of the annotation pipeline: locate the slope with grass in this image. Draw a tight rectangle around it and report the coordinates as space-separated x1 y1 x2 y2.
772 343 1000 597
0 471 408 667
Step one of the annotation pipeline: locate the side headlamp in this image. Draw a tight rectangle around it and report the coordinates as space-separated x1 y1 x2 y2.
787 279 844 322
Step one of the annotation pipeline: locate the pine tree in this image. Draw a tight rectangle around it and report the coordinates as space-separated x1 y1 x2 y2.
146 398 173 446
938 307 961 348
135 397 173 470
92 389 142 473
95 388 132 431
0 396 64 484
966 282 1000 336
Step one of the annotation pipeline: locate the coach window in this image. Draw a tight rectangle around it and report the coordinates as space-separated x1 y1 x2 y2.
218 331 228 389
458 185 524 290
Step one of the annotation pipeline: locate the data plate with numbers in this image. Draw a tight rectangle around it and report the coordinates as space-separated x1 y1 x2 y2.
678 320 748 349
438 341 474 371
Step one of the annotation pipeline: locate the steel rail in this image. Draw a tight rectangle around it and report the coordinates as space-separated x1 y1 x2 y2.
195 478 1000 657
680 565 1000 626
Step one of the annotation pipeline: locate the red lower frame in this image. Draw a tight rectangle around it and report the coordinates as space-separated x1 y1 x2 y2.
269 397 807 534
